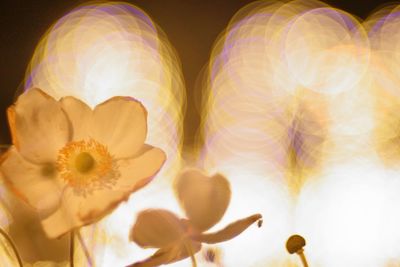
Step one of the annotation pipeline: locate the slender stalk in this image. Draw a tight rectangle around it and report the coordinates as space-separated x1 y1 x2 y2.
297 249 309 267
76 230 94 267
188 250 197 267
0 227 23 267
70 231 75 267
183 240 197 267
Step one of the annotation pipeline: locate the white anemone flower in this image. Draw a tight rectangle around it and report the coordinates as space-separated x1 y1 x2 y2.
0 88 166 238
129 169 262 267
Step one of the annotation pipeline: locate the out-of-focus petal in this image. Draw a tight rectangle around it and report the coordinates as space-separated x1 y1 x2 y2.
168 239 201 264
8 88 70 164
130 209 185 248
41 146 165 238
24 261 69 267
128 244 179 267
175 169 231 231
91 97 147 159
0 147 63 214
191 214 262 244
60 96 92 141
129 240 201 267
128 248 173 267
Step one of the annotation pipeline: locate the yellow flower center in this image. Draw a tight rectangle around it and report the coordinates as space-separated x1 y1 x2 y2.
75 152 95 173
56 138 119 195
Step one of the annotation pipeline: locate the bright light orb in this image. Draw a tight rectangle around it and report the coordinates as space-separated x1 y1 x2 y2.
24 2 185 266
199 1 400 266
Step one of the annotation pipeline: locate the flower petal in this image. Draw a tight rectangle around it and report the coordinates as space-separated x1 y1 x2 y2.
28 261 68 267
191 214 262 244
128 247 174 267
0 147 63 214
41 146 165 238
130 209 185 248
175 169 231 231
167 239 201 264
78 146 166 221
115 145 166 186
60 96 92 141
40 201 81 238
8 88 70 164
128 240 201 267
91 96 147 159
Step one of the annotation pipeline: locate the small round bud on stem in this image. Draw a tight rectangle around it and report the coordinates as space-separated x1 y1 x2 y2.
286 234 309 267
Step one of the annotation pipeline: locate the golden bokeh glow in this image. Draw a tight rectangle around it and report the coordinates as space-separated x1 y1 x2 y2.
15 0 400 266
24 2 185 266
199 0 400 266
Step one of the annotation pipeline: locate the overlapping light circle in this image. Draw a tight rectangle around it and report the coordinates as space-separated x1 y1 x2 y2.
24 2 185 266
20 0 400 266
24 3 185 181
199 0 400 266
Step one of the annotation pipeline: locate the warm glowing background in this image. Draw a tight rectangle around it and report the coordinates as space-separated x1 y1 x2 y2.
198 1 400 266
2 0 400 267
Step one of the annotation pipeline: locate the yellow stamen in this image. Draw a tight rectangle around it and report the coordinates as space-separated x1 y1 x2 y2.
56 138 119 195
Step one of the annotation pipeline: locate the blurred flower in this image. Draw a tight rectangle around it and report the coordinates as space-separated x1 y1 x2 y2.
0 88 166 238
24 261 68 267
129 169 262 266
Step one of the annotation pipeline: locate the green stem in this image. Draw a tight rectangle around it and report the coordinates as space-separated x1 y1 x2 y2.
0 227 23 267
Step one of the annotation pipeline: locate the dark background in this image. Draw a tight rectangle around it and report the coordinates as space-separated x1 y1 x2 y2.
0 0 390 148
